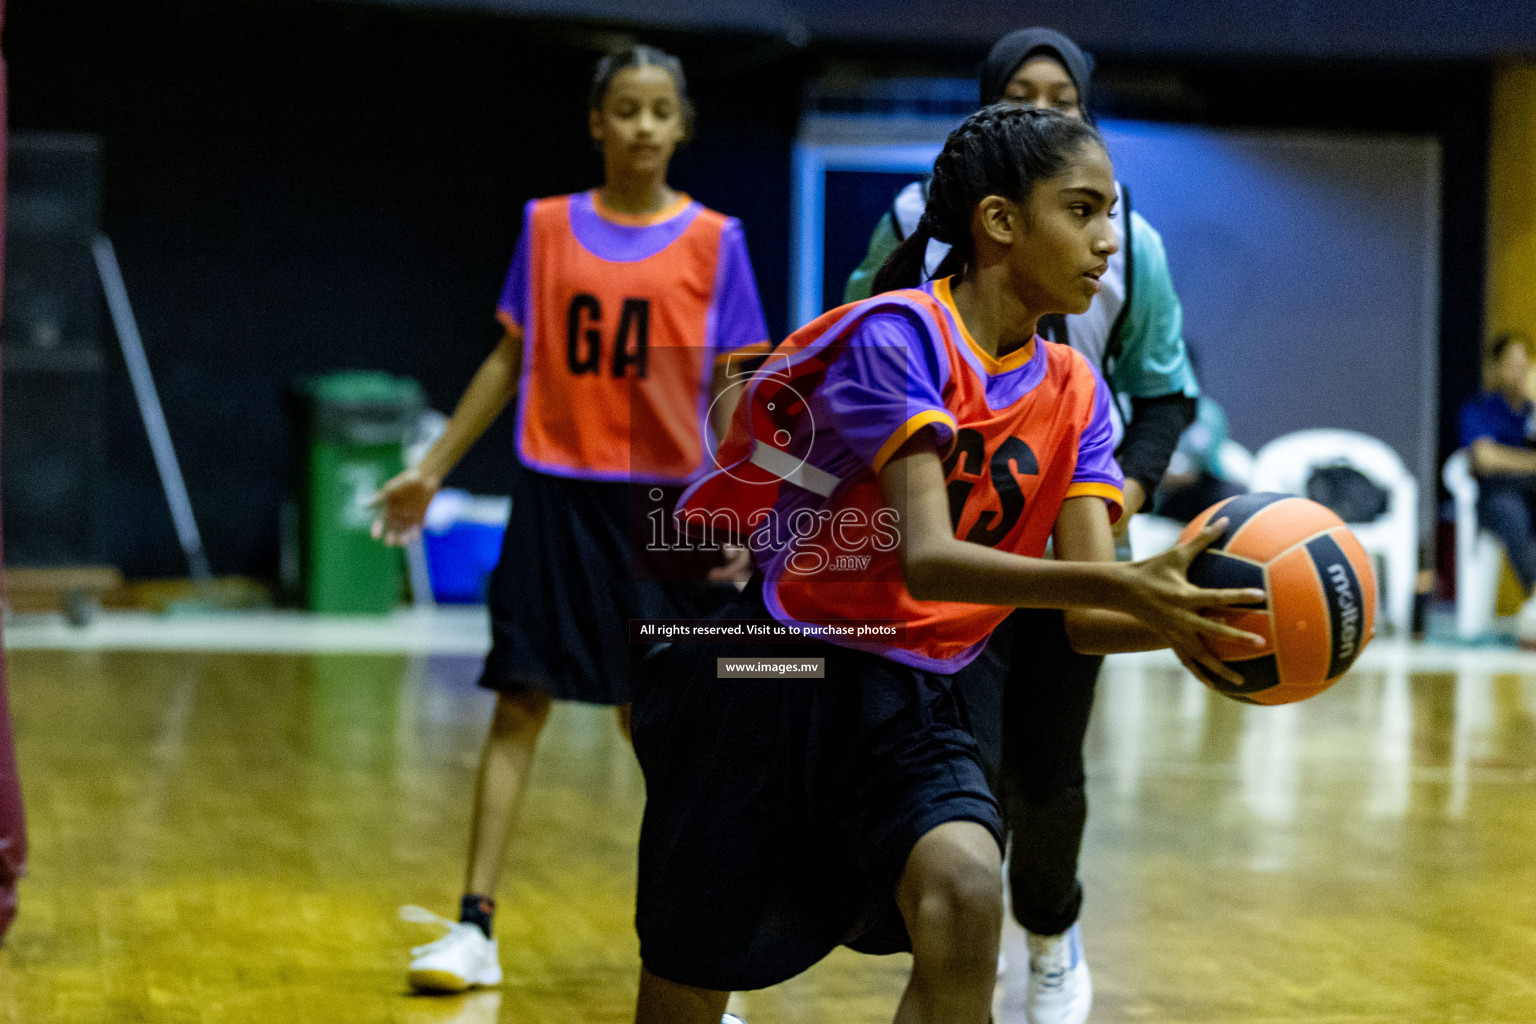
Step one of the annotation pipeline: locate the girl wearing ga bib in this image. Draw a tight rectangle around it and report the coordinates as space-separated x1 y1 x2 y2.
373 45 768 997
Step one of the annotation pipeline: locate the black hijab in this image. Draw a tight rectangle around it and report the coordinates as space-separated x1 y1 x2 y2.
978 28 1093 114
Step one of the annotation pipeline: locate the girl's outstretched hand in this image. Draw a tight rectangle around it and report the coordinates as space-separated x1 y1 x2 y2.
370 467 441 547
1119 518 1267 686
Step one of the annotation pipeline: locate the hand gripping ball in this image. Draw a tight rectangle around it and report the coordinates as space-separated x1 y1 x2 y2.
1180 493 1377 704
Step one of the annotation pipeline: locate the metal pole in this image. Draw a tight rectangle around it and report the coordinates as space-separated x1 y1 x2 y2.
92 235 213 583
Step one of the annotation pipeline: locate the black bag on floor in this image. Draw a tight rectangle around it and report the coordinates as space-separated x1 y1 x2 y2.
1305 465 1389 523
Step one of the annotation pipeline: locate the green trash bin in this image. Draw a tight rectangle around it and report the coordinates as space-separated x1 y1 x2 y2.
288 372 424 613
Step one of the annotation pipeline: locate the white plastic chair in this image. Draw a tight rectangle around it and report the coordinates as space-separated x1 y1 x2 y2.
1127 512 1183 561
1216 439 1255 489
1442 449 1506 639
1249 429 1418 637
1127 440 1256 560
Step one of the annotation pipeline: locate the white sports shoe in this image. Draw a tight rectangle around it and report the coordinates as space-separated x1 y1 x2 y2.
1516 595 1536 648
1021 923 1091 1024
401 905 504 994
722 1016 747 1024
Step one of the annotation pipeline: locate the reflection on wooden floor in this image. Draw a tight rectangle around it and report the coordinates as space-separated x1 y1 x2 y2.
2 644 1535 1022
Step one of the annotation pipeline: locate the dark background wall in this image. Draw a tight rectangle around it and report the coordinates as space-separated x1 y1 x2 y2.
6 0 803 577
312 0 1536 60
3 0 1494 578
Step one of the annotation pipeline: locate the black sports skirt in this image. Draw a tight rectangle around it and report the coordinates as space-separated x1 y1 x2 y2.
478 464 735 705
631 582 1004 991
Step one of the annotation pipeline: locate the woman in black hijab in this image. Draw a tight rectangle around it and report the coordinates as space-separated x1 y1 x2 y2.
978 27 1094 111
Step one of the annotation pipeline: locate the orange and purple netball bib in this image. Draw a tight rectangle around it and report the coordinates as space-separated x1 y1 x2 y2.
497 191 768 484
679 278 1123 672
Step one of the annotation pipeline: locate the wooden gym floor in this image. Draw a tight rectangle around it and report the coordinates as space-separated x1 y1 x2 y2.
1 634 1534 1022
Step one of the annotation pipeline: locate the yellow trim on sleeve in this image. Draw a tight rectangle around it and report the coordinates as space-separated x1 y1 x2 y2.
872 409 959 475
1064 482 1126 524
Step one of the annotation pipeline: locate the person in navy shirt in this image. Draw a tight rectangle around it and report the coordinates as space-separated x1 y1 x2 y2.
1460 332 1536 629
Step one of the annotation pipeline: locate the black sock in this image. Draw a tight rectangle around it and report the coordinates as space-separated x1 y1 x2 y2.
460 893 495 939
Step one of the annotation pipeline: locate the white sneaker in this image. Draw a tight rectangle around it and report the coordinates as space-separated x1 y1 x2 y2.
1022 923 1091 1024
401 905 504 994
1517 596 1536 648
722 1016 747 1024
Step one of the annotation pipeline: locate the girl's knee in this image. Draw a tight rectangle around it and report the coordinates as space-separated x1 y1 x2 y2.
635 966 730 1024
930 851 1003 931
491 690 552 733
903 825 1003 941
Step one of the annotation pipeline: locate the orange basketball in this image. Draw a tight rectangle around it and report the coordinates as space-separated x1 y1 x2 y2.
1178 493 1377 705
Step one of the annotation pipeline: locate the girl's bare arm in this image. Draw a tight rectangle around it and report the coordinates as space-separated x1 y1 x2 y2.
877 438 1261 682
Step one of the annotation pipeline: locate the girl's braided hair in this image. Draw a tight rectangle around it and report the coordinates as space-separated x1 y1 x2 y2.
872 103 1104 294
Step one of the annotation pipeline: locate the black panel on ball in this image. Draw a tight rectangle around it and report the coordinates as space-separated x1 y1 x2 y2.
1186 550 1268 609
1306 533 1367 679
1205 492 1291 550
1214 653 1281 697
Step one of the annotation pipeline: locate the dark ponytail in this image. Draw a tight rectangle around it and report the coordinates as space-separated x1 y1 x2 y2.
872 104 1102 294
873 223 937 297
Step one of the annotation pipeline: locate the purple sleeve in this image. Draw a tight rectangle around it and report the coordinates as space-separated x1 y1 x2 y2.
496 200 535 331
709 218 769 355
816 310 956 472
1072 374 1127 492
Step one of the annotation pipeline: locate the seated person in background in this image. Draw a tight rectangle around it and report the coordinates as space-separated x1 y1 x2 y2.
1461 331 1536 631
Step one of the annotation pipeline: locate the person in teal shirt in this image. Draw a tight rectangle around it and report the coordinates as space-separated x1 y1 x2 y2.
845 32 1196 519
845 28 1199 1024
1154 393 1245 522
